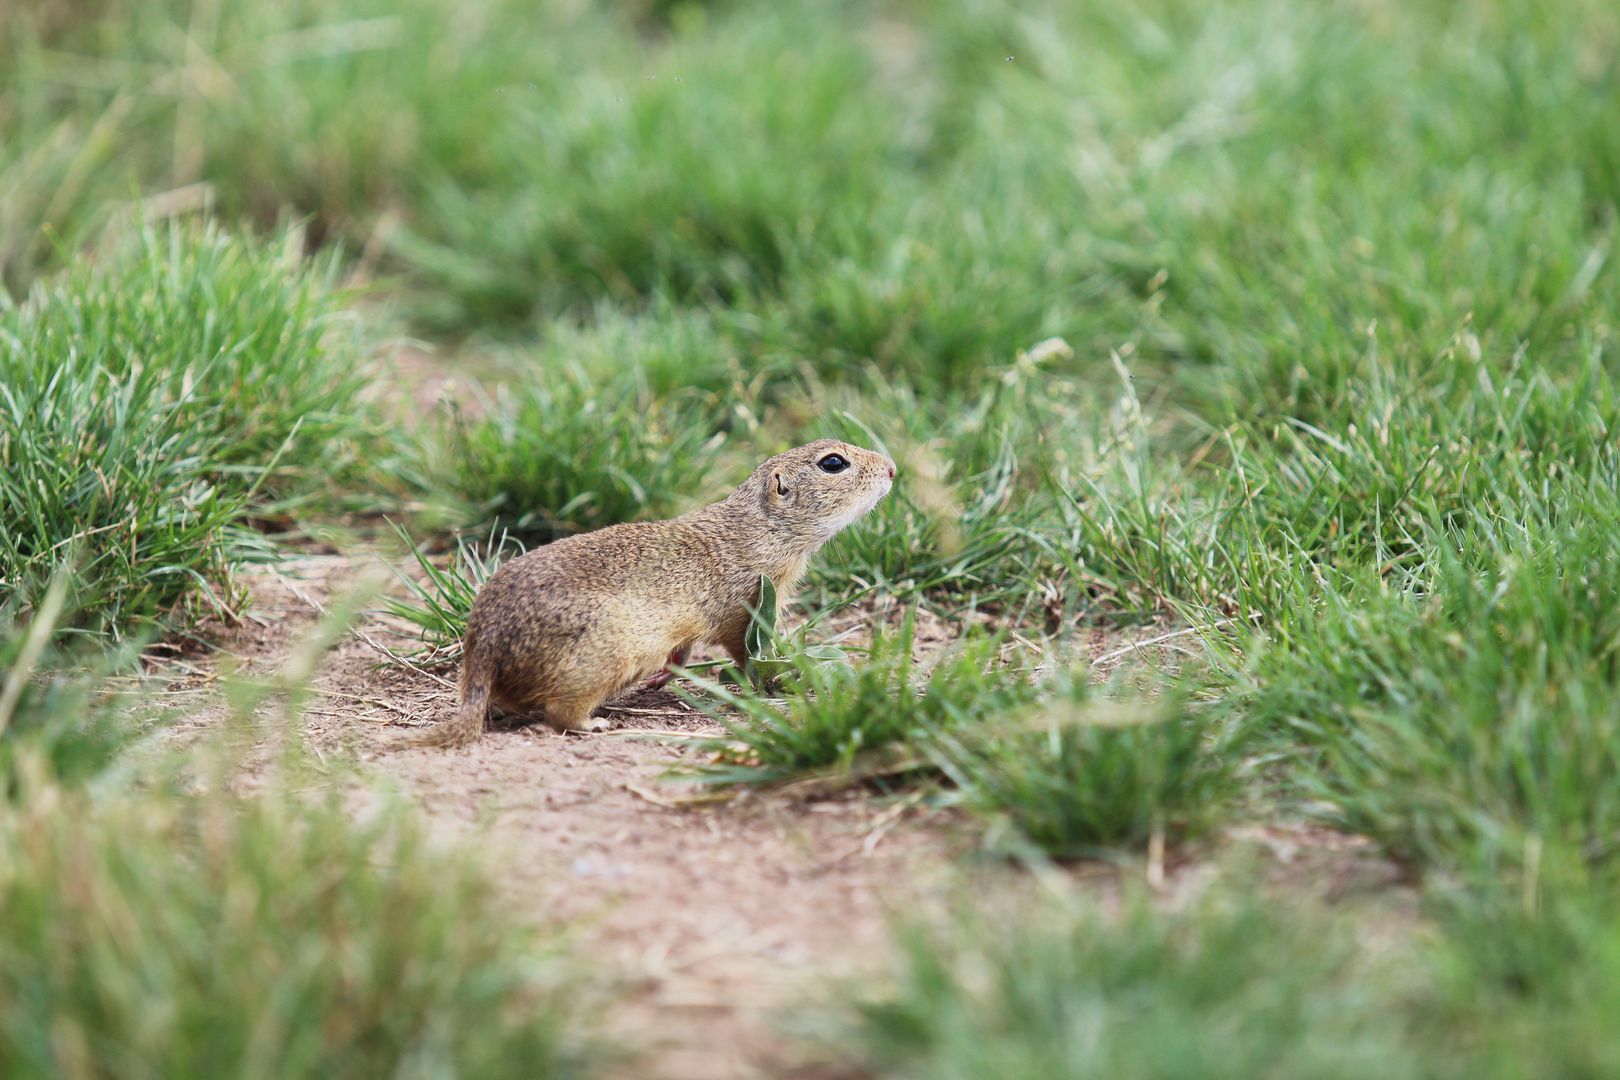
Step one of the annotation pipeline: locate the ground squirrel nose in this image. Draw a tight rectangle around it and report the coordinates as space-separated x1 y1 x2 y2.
887 464 895 479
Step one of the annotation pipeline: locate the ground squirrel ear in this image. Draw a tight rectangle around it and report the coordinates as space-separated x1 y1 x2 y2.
771 471 793 504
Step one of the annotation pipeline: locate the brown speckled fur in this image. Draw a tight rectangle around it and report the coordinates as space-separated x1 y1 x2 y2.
416 440 895 746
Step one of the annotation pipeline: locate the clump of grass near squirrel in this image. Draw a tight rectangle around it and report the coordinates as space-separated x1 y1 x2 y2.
415 440 896 746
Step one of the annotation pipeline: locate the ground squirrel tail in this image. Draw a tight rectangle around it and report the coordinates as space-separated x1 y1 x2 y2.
410 647 492 748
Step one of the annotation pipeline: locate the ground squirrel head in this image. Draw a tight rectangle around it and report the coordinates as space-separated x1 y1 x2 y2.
732 439 896 547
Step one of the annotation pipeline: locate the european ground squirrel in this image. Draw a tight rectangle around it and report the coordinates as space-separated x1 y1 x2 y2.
416 439 896 746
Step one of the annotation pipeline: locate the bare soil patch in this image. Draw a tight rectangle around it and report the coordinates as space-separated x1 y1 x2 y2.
163 555 986 1078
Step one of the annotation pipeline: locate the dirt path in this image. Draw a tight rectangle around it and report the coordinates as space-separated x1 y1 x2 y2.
181 555 998 1078
154 549 1415 1077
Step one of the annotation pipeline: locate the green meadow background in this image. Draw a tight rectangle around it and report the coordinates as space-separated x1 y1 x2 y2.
2 0 1618 1074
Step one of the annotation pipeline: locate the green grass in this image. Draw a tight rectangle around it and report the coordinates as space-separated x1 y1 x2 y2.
427 358 730 541
847 889 1431 1080
684 617 1042 788
394 3 906 333
848 867 1620 1080
0 782 590 1079
846 877 1620 1079
0 0 616 298
0 578 142 797
2 1 906 333
0 594 594 1079
1232 498 1620 883
382 523 522 664
0 223 376 639
682 608 1235 852
5 0 1620 1070
930 683 1237 856
800 383 1054 607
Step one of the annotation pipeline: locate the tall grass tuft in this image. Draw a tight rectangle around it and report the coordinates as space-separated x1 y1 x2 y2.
381 523 523 664
686 617 1041 789
930 683 1237 855
431 362 727 542
0 224 373 638
1234 495 1620 884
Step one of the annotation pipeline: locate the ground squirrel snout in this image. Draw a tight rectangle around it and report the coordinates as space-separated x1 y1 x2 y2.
414 440 896 747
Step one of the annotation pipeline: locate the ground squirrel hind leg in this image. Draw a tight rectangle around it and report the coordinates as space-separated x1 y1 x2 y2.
544 694 611 734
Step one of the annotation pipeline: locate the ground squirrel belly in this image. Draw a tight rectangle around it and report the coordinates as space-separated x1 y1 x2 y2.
417 440 896 746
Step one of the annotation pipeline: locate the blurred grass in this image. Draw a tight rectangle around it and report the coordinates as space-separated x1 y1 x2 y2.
847 889 1432 1080
0 782 591 1079
0 591 595 1079
0 577 142 796
846 875 1620 1080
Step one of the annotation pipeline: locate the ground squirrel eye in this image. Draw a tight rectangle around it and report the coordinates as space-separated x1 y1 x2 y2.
816 453 850 474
